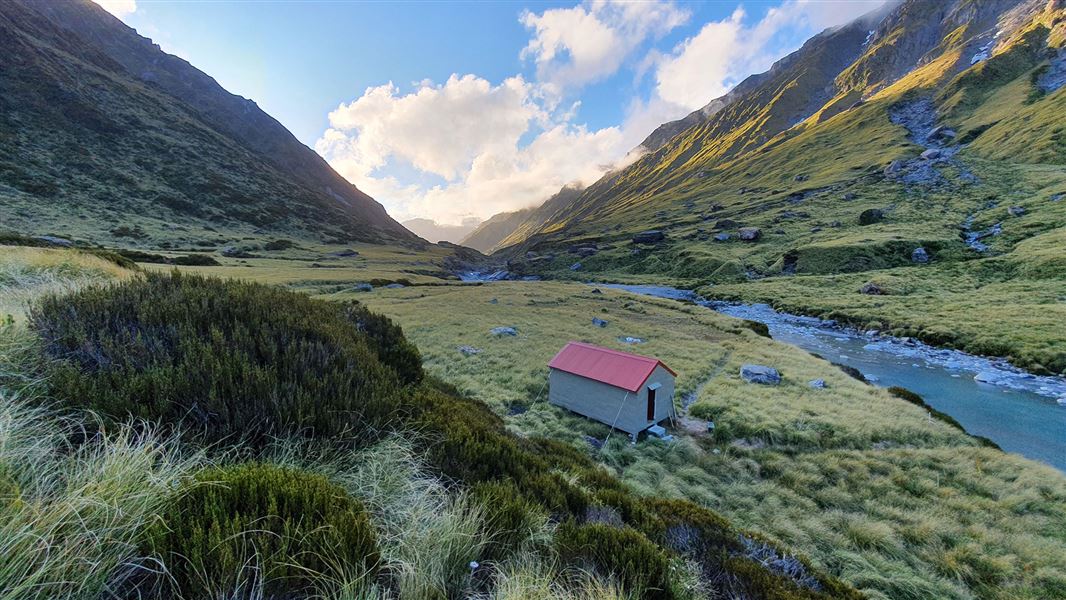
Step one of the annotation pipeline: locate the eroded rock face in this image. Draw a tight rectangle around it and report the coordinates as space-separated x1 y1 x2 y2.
860 282 885 295
741 364 781 385
859 208 885 225
738 227 762 241
632 230 665 244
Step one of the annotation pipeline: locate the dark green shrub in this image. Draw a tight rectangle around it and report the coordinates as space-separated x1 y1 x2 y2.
345 304 423 385
148 462 379 598
471 480 547 560
32 272 407 447
171 253 221 266
642 498 741 556
554 521 674 600
263 239 295 251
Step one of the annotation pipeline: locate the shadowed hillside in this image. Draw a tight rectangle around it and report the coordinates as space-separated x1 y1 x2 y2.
0 0 415 247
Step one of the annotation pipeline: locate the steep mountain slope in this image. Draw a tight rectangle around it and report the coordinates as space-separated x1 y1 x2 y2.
499 0 1066 374
458 207 534 253
493 184 585 250
0 0 414 246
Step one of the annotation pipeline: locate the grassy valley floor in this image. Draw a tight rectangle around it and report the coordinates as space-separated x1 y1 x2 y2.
350 281 1066 600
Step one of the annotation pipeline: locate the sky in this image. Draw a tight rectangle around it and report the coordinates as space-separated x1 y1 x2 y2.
96 0 884 226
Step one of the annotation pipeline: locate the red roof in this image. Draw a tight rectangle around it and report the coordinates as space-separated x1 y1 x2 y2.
548 341 676 392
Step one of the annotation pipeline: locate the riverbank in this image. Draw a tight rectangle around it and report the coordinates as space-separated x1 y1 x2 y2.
606 283 1066 472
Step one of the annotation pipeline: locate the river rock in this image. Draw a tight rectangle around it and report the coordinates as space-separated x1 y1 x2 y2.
859 208 884 225
738 227 762 241
1008 206 1026 217
884 160 903 176
860 282 885 295
591 317 609 328
911 247 930 263
974 371 1003 384
632 230 665 244
920 148 942 160
457 345 481 356
808 379 827 389
741 364 781 385
490 326 518 337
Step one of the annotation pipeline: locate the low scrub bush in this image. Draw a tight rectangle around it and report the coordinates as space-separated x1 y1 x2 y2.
32 272 417 447
147 462 379 598
554 522 673 600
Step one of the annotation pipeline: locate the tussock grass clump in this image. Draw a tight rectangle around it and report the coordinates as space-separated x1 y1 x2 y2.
32 271 420 447
0 393 200 600
555 522 673 600
147 462 380 599
0 245 132 324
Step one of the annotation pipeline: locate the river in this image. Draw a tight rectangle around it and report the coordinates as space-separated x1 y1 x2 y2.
603 284 1066 472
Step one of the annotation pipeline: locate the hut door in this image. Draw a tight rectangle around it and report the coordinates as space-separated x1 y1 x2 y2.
646 386 656 420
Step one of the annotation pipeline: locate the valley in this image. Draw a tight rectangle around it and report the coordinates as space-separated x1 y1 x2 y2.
3 0 1066 598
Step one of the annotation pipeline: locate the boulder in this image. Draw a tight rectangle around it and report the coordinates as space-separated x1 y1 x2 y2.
351 283 374 292
632 230 665 244
457 345 481 356
920 148 941 160
974 371 1003 384
490 326 518 337
858 208 884 225
330 248 359 257
841 193 857 201
911 247 930 263
619 336 644 344
384 283 405 289
859 282 884 295
34 235 73 247
1008 206 1026 217
714 233 731 242
489 298 498 304
590 288 602 294
793 174 809 182
738 227 762 241
569 262 583 271
808 379 827 389
884 160 903 176
740 364 781 385
591 317 609 328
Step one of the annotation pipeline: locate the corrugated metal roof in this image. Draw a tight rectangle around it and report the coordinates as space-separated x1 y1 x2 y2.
548 341 676 392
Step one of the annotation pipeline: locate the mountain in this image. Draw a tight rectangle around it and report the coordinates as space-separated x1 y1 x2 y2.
491 184 585 251
0 0 415 246
458 208 533 253
498 0 1066 375
402 218 480 244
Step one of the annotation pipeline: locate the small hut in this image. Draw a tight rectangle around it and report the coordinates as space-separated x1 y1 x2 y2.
547 341 676 441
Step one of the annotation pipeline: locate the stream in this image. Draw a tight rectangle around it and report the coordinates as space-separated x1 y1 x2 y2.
602 284 1066 472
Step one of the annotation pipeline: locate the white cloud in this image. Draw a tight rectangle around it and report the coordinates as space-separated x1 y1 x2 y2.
521 0 689 92
316 75 633 225
317 0 888 226
92 0 137 19
653 0 886 111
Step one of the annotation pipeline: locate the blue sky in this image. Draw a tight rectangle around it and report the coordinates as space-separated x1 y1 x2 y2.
100 0 884 224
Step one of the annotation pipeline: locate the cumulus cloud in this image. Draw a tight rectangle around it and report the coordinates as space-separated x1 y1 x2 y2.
521 0 689 93
317 0 887 226
92 0 137 19
316 75 632 224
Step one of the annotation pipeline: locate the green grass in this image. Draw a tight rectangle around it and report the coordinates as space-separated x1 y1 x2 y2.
355 281 1066 600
